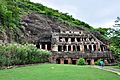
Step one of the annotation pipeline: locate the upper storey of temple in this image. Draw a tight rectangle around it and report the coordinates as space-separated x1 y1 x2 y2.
52 30 105 45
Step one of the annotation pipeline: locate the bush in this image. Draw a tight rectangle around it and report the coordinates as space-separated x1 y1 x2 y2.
76 58 85 65
95 60 100 65
0 43 51 67
95 59 103 65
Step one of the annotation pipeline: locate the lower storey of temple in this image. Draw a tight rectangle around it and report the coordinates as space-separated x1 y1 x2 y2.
50 51 115 65
55 58 112 65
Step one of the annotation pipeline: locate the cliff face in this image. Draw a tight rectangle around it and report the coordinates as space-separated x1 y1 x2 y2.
0 13 104 45
18 13 84 43
0 0 97 44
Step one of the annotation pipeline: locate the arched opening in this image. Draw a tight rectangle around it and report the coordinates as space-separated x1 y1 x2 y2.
71 38 75 42
47 42 51 50
84 45 87 51
59 37 62 42
100 45 103 51
77 46 80 51
56 59 60 64
93 45 96 51
58 45 62 51
68 45 71 51
36 43 40 48
63 45 66 51
65 38 68 42
77 38 80 42
64 60 68 64
87 60 91 65
72 60 77 64
89 45 92 51
42 43 45 49
73 45 76 51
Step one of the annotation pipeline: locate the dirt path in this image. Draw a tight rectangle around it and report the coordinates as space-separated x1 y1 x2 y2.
92 66 120 75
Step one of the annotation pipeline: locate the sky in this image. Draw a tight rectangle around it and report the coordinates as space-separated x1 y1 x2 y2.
30 0 120 28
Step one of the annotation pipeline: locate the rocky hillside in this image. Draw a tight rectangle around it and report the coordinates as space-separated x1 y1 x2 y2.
0 0 105 44
20 13 85 43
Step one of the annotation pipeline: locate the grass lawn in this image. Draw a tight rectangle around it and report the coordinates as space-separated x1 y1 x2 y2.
105 66 120 69
0 64 120 80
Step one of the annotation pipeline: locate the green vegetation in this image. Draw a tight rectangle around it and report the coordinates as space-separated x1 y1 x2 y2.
76 58 85 65
105 66 120 69
0 64 120 80
0 0 119 59
0 43 51 67
0 0 93 32
95 19 120 58
95 59 101 65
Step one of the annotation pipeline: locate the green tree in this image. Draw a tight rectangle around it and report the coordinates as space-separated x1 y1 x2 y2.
76 58 85 65
109 17 120 58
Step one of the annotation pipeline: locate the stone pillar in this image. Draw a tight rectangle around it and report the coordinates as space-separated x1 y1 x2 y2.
52 44 58 51
79 45 81 51
87 45 89 50
68 58 72 64
71 45 73 51
60 59 64 64
68 38 71 42
66 45 68 51
45 44 47 50
39 43 42 49
104 59 109 65
82 45 84 53
75 38 77 42
91 59 95 65
103 46 104 51
62 46 64 51
62 38 65 42
98 42 101 51
91 44 94 51
96 44 98 52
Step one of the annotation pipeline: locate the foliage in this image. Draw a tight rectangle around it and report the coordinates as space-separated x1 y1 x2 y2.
0 0 95 42
0 43 51 67
95 17 120 58
76 58 85 65
109 17 120 58
95 59 101 65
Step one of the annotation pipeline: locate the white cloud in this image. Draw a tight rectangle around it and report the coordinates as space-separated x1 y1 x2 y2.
30 0 120 28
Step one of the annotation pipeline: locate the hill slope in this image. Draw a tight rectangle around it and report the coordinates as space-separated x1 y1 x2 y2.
0 0 104 44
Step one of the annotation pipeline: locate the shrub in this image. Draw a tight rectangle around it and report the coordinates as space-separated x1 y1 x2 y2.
0 43 51 67
76 58 85 65
95 59 101 65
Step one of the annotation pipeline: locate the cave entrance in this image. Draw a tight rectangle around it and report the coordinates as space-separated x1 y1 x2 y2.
73 45 76 51
42 43 45 49
58 45 62 51
68 45 71 51
64 60 68 64
93 45 96 51
77 46 80 51
63 45 66 51
84 45 87 51
56 59 60 64
87 60 91 65
71 38 75 42
77 38 80 42
65 38 68 42
47 42 51 50
72 60 77 64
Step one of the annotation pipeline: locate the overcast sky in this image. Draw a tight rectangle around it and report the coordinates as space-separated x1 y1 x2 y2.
30 0 120 28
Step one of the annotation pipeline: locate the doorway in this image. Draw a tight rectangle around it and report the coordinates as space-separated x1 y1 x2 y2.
56 59 60 64
87 60 91 65
64 60 68 64
72 60 76 64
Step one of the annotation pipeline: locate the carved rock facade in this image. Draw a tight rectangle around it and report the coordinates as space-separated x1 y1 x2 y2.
36 30 114 65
